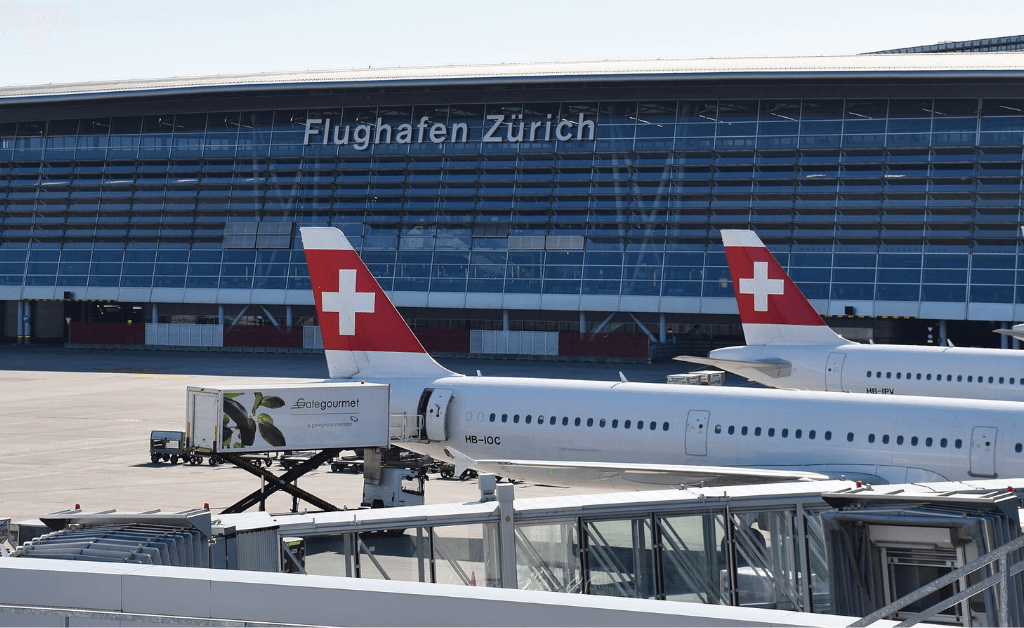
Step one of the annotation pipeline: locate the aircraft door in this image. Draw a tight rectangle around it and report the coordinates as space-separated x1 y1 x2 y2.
825 352 846 392
685 410 710 457
969 426 998 477
423 388 454 442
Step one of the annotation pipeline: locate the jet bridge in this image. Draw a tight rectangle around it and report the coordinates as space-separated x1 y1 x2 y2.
10 478 1024 625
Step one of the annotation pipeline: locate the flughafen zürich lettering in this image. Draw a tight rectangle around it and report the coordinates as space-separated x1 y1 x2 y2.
303 113 596 150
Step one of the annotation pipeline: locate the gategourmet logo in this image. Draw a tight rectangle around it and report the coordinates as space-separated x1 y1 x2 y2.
292 397 360 410
303 113 596 151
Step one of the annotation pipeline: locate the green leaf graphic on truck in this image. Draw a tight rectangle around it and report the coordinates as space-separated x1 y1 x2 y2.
222 392 287 448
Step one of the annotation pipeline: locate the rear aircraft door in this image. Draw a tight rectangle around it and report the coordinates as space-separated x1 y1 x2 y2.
685 410 710 457
969 426 998 477
825 352 846 392
423 389 454 442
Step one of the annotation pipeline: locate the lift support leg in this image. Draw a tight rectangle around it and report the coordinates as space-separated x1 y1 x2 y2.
219 449 342 514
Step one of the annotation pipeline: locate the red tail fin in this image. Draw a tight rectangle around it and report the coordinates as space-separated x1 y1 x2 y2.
721 230 846 346
301 227 454 379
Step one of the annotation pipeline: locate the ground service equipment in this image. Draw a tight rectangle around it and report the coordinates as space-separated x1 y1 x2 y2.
186 382 390 455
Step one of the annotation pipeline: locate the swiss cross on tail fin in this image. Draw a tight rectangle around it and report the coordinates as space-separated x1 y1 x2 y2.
721 230 847 346
301 227 454 379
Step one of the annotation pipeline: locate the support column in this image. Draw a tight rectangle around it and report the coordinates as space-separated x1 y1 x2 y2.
23 300 31 344
151 303 158 324
1000 322 1009 350
579 311 586 334
218 305 225 325
286 305 293 328
659 313 667 343
16 300 24 344
502 310 509 332
939 320 948 347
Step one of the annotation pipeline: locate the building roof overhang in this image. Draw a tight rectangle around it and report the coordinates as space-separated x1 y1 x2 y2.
4 52 1024 105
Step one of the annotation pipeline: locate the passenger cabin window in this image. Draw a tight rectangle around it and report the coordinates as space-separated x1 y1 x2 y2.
624 419 631 429
957 375 963 382
897 435 904 445
926 374 932 381
886 372 892 379
955 439 963 449
896 372 902 380
1016 443 1022 454
562 417 569 426
525 415 532 424
586 418 593 427
825 431 832 441
768 428 775 437
781 428 788 438
612 419 619 428
795 429 802 439
501 414 508 423
882 435 890 444
847 432 854 442
637 420 644 430
662 422 669 431
926 437 933 447
876 371 882 378
714 425 722 434
941 438 948 448
911 436 919 446
968 376 973 383
574 417 581 426
599 419 606 428
490 413 496 422
755 427 762 436
741 426 748 435
513 414 520 423
867 371 872 377
868 434 875 443
809 430 816 439
916 373 921 380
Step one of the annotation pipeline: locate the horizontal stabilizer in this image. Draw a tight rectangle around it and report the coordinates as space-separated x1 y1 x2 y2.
442 447 826 489
994 325 1024 341
673 355 791 378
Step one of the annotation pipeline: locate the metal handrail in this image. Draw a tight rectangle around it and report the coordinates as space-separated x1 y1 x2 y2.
852 532 1024 627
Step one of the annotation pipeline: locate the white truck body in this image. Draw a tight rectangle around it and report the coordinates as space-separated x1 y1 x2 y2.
186 382 390 454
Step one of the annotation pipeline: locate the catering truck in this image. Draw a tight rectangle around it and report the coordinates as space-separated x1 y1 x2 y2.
186 382 390 455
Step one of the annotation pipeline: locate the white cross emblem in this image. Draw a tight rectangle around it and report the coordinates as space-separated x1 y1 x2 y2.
321 269 375 335
738 261 784 312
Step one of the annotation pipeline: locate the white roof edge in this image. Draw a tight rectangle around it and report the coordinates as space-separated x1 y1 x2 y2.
4 51 1024 101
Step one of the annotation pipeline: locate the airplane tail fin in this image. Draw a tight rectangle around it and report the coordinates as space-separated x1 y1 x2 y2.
300 227 455 380
721 230 848 346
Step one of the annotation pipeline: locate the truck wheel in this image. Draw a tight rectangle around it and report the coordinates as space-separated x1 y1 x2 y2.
208 457 217 466
264 459 273 468
151 454 160 464
162 454 170 462
171 456 178 465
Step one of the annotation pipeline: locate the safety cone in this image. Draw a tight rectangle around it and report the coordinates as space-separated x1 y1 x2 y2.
470 570 477 586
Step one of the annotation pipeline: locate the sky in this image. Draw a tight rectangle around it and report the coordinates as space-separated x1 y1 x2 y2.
1 0 1023 88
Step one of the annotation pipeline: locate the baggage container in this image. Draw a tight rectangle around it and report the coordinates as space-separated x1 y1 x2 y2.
187 382 390 454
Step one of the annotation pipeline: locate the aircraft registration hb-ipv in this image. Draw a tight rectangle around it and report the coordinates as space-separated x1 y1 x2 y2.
678 229 1024 403
301 226 1024 488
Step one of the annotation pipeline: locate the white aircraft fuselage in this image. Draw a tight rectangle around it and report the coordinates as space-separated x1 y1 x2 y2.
386 374 1024 486
709 343 1024 401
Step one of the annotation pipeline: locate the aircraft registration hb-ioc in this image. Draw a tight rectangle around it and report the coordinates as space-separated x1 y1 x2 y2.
301 226 1024 488
677 229 1024 403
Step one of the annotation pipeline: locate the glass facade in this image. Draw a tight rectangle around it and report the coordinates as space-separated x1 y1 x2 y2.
2 81 1024 333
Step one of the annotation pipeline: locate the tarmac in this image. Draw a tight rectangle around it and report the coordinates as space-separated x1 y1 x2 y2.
0 345 722 524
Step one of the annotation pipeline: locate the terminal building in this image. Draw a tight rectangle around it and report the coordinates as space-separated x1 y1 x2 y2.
3 47 1024 356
